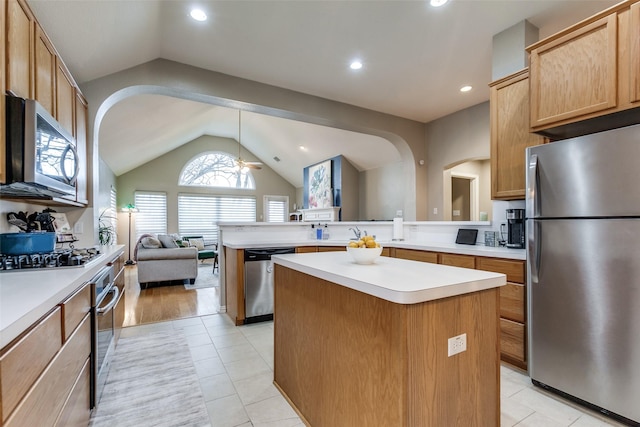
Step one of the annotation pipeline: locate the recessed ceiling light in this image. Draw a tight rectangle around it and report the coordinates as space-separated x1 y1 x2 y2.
460 85 472 92
299 145 307 151
350 60 363 70
430 0 449 7
190 9 207 21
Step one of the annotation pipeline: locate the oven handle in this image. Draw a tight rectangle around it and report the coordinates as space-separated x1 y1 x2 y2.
96 286 120 316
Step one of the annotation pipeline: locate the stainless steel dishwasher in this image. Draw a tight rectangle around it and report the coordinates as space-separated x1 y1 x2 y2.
244 247 295 323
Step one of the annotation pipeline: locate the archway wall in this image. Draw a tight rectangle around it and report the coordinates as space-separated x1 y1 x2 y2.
81 58 427 221
425 101 490 221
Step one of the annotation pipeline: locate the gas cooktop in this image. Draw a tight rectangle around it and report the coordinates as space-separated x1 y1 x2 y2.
0 247 102 271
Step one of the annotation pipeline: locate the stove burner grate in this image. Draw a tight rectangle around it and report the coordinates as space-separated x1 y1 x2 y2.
0 248 102 270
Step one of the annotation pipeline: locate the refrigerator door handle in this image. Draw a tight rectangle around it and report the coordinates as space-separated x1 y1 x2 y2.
526 153 539 217
528 220 540 284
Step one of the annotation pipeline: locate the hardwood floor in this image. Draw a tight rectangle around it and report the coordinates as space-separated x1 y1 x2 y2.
122 262 220 327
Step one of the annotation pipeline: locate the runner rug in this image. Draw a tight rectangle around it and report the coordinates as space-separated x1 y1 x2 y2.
90 331 210 427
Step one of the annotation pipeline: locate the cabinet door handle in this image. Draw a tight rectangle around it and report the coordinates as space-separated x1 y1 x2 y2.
526 153 539 218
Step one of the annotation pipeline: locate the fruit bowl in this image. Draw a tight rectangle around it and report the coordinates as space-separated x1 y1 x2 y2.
346 246 383 265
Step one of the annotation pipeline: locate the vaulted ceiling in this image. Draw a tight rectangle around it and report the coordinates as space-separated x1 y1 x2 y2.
29 0 618 187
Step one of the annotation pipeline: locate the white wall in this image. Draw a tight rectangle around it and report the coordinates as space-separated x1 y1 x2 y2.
359 162 405 221
425 102 490 221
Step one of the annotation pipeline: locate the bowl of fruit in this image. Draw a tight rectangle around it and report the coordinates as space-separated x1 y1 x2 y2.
346 236 383 264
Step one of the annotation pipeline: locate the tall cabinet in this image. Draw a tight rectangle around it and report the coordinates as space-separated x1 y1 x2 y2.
1 1 6 184
489 69 545 200
3 0 88 205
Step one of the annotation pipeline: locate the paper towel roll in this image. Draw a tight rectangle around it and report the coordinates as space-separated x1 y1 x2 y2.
393 217 404 240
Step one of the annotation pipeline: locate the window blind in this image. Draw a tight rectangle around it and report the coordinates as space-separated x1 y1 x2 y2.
134 191 167 238
264 195 289 222
178 194 256 244
109 186 117 233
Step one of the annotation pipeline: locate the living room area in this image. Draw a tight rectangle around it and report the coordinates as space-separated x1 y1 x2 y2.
122 258 221 327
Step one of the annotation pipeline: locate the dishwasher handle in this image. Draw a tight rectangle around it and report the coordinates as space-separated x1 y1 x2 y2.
245 247 295 261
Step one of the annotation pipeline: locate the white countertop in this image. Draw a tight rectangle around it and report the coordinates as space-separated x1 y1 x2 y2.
223 239 526 260
0 245 125 348
272 252 506 304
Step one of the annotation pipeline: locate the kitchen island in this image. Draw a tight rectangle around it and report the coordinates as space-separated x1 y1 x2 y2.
272 252 505 427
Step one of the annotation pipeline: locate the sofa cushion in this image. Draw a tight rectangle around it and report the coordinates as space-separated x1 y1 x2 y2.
188 238 205 251
136 246 198 261
141 236 162 249
158 234 179 248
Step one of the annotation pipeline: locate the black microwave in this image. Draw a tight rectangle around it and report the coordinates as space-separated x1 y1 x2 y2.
2 95 79 199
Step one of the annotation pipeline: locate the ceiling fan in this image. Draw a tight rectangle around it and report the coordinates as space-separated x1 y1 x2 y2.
235 110 262 170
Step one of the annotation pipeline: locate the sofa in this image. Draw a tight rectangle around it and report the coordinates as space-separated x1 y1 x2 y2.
135 234 198 287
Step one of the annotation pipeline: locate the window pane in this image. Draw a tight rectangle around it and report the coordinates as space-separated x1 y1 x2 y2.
178 194 256 244
264 195 288 223
134 191 167 238
179 152 255 189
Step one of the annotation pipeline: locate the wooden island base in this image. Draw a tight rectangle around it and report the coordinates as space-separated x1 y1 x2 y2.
274 265 500 427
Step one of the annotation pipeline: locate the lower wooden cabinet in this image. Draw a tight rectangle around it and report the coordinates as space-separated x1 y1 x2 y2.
475 257 527 370
0 282 92 426
0 308 62 423
317 246 345 252
499 283 525 323
391 249 528 370
224 248 245 326
439 253 475 269
393 248 438 264
4 314 91 427
54 358 91 427
500 318 526 364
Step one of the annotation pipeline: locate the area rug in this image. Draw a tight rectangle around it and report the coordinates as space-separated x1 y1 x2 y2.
184 263 219 290
90 331 210 427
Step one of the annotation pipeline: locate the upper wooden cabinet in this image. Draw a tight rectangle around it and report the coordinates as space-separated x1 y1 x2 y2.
74 91 89 204
489 69 545 200
55 59 76 134
34 25 56 116
6 0 34 99
1 2 6 184
528 0 640 138
630 2 640 103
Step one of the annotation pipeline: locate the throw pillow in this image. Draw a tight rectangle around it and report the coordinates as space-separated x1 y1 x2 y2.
189 238 205 251
141 236 162 249
157 234 179 248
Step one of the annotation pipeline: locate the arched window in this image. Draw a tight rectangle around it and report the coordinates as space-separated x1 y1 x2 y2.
178 152 255 189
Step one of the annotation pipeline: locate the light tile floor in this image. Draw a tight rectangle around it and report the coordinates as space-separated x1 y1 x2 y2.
120 314 628 427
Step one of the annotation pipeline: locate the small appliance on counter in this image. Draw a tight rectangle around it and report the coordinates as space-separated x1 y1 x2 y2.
506 208 525 249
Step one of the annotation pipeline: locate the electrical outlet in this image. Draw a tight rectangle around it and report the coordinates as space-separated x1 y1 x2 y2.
433 208 438 215
447 333 467 357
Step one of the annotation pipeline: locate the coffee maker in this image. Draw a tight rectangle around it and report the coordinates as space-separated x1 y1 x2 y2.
506 209 525 249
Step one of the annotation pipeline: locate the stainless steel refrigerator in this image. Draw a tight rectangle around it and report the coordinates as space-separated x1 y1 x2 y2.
526 123 640 426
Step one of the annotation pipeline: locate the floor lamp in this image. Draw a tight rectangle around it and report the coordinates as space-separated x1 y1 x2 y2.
123 204 139 265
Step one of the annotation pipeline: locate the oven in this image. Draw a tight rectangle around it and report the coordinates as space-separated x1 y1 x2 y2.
90 264 119 408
